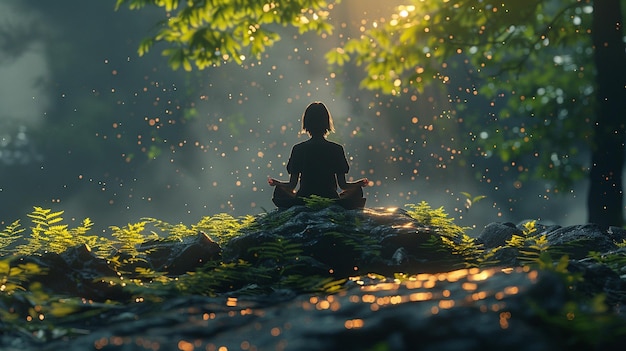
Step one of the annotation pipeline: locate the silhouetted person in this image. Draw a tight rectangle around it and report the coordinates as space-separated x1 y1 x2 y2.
269 102 368 209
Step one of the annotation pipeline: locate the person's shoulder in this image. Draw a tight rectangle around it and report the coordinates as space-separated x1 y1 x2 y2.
325 139 344 150
292 140 309 148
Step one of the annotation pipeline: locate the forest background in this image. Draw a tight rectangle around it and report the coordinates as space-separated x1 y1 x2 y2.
0 0 623 235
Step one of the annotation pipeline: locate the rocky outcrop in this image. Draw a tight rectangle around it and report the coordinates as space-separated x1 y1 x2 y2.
2 205 626 351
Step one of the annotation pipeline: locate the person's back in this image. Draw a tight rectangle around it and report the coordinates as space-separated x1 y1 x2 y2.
288 137 349 199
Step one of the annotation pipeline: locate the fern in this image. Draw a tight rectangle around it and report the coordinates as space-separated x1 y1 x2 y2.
507 220 562 266
324 230 381 260
405 202 466 237
193 213 252 245
302 195 336 210
175 260 259 296
440 233 486 268
142 217 195 242
14 207 97 255
250 210 292 231
588 251 626 275
247 237 312 289
0 258 46 294
109 222 147 262
0 220 24 256
249 238 304 263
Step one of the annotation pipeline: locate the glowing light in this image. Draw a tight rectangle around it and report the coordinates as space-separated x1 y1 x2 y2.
409 292 433 301
344 319 365 329
468 270 493 281
438 300 455 309
178 340 194 351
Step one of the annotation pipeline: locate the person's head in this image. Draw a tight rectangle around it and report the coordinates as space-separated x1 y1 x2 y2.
301 101 335 137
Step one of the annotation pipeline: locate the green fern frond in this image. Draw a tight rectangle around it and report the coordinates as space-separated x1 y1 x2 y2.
249 238 304 263
12 207 99 256
439 233 485 268
70 218 94 237
588 251 626 275
192 213 248 245
0 220 24 256
175 260 257 296
522 220 538 235
506 234 526 248
405 202 466 237
0 259 46 294
142 217 194 241
302 195 336 210
250 210 291 231
110 222 147 260
27 207 64 227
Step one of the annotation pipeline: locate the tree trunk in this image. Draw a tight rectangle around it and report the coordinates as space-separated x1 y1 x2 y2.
587 0 626 227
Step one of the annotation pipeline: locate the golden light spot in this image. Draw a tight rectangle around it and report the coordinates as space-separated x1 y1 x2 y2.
362 294 376 303
178 340 194 351
504 286 519 295
404 280 422 289
409 292 432 301
270 327 281 336
438 300 455 309
445 269 470 282
462 282 478 291
499 311 511 329
344 319 364 329
361 282 399 291
471 291 488 301
469 270 493 281
316 300 330 310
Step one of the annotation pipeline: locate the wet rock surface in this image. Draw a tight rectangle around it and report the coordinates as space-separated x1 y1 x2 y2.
2 205 626 350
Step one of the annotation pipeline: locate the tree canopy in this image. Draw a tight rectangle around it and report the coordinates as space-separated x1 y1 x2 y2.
116 0 626 226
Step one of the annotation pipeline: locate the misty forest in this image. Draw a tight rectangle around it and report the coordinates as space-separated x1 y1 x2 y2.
1 0 623 232
1 1 626 350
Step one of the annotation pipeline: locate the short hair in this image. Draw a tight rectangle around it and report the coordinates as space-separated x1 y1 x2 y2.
301 102 335 136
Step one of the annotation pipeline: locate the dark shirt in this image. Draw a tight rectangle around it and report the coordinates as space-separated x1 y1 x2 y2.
286 137 349 198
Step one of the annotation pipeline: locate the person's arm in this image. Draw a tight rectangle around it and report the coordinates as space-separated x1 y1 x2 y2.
337 174 368 190
268 173 299 189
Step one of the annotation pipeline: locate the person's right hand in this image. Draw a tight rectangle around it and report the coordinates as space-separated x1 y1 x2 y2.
268 177 277 186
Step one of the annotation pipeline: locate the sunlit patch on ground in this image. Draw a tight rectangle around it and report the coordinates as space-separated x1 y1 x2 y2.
82 267 537 351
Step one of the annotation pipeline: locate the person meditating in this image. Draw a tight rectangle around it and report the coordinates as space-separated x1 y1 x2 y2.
268 101 368 209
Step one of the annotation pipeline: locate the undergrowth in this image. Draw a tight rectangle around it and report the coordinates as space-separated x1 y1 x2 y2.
1 203 625 347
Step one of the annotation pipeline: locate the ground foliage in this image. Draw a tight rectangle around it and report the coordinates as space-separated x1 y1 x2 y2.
1 202 626 349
